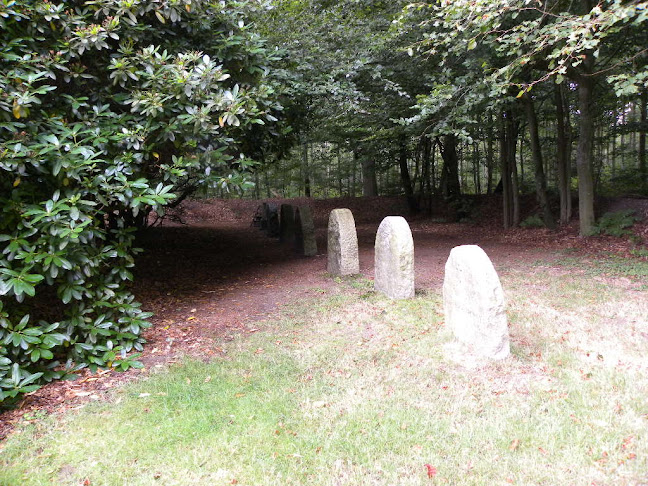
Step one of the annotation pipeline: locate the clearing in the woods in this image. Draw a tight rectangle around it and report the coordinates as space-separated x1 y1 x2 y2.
1 196 647 485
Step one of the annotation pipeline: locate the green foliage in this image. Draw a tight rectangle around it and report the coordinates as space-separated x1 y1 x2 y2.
520 214 545 229
0 0 282 403
592 210 639 237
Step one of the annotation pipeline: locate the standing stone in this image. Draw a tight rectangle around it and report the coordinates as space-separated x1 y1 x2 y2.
265 203 279 237
279 204 295 244
327 209 359 275
374 216 414 299
260 203 269 231
294 206 318 256
443 245 510 360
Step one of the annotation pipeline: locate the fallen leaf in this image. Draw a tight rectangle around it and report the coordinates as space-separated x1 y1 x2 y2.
509 439 521 451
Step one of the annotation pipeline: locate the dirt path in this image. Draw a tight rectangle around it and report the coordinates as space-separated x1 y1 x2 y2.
1 196 646 439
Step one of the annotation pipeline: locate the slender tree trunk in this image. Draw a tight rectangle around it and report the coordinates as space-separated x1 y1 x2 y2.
500 111 521 227
472 142 481 194
264 165 271 198
430 139 437 195
612 103 618 179
500 113 513 228
351 151 357 197
359 150 378 197
336 145 343 196
419 136 431 195
302 141 311 198
555 84 572 224
519 130 525 188
640 88 647 191
399 137 419 213
509 116 521 227
523 96 556 229
439 134 461 199
399 139 414 198
412 139 421 192
486 115 495 194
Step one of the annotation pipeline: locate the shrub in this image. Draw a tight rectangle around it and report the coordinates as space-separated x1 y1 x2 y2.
520 214 545 228
0 0 282 405
592 210 639 237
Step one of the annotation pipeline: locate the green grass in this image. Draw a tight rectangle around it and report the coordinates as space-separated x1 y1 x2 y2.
1 260 647 485
553 253 648 279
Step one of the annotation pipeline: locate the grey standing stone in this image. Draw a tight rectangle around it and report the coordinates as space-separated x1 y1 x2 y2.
260 203 269 230
443 245 510 360
374 216 414 299
265 203 279 237
295 206 318 256
279 204 295 244
327 209 359 276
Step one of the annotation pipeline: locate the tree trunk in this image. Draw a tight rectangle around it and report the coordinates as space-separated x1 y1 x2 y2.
500 111 520 228
302 141 311 198
359 150 378 197
640 88 647 191
472 142 481 194
575 61 596 235
519 130 525 188
508 116 521 227
418 136 431 195
399 137 419 213
399 139 414 198
486 114 495 194
439 134 461 199
555 83 572 224
523 95 556 229
500 114 513 228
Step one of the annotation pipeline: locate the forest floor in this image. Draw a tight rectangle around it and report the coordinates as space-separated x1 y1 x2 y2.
1 195 647 440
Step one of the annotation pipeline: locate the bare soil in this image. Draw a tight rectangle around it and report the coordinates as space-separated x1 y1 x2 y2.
1 195 647 439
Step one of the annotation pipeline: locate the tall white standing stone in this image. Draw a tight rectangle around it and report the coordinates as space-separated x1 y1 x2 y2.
443 245 510 360
327 209 359 276
374 216 415 299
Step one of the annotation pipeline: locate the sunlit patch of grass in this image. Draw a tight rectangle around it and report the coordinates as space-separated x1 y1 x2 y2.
1 271 647 485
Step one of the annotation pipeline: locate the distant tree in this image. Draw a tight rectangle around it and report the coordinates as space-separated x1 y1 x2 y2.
402 0 648 234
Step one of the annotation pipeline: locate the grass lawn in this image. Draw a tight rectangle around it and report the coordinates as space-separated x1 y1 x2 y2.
1 252 647 485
